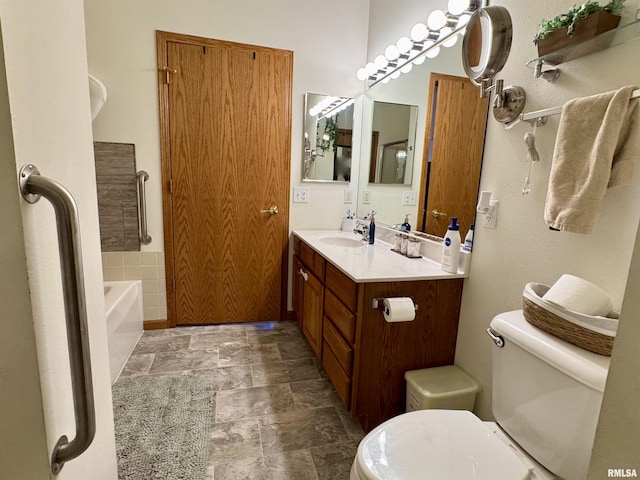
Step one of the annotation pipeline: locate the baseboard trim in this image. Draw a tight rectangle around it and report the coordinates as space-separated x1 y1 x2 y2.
144 319 169 330
285 310 297 322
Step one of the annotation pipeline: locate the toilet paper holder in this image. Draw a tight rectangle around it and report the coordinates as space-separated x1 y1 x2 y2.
372 297 418 311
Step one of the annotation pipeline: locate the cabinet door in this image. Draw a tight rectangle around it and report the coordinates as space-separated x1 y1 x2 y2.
302 270 324 359
292 256 305 328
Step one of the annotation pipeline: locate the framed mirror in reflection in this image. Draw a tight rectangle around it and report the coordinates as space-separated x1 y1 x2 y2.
302 93 355 182
369 101 418 185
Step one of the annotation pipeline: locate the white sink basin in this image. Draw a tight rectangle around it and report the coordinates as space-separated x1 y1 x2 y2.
319 236 364 248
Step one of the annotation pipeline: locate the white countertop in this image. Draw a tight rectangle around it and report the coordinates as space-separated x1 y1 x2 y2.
293 229 468 283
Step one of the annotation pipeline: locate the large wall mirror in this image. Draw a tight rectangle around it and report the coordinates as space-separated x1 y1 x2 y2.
356 39 489 240
302 93 355 182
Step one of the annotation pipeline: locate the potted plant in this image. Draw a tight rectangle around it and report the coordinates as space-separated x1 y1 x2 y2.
533 0 625 57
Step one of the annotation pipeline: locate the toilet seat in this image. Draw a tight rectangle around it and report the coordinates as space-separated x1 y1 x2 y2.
353 410 532 480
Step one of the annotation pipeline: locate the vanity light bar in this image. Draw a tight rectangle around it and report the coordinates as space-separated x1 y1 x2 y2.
317 98 355 120
357 0 487 87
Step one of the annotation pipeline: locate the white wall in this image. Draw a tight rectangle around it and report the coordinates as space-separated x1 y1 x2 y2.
0 0 118 477
84 0 371 244
589 222 640 476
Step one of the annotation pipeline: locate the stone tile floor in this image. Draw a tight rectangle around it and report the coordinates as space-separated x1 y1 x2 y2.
119 320 364 479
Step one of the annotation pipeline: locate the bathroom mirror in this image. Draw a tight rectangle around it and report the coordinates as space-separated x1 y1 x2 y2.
302 92 355 182
357 38 488 238
462 5 513 87
368 101 418 185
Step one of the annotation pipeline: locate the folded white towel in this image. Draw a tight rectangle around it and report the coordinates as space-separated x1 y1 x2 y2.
544 86 640 234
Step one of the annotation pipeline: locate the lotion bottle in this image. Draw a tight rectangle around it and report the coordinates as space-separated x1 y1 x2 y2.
441 217 460 273
463 224 474 252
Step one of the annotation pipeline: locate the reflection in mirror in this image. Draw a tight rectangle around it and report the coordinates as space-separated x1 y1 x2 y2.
357 41 464 232
369 101 418 185
357 39 489 239
302 93 355 182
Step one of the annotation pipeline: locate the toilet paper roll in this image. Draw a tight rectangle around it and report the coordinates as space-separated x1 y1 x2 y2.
542 274 613 317
383 297 416 323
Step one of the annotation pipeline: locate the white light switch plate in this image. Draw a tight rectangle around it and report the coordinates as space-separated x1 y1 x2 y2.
293 186 309 203
344 189 353 204
363 190 371 204
402 191 417 206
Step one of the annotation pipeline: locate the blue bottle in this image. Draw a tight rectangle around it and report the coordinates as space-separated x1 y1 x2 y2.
368 213 376 245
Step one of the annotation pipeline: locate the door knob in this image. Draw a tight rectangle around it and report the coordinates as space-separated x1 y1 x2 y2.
431 209 447 218
260 205 279 215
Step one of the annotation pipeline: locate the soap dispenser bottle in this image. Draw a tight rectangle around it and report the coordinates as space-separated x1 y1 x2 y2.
441 217 460 273
463 224 474 252
401 214 411 232
368 212 376 245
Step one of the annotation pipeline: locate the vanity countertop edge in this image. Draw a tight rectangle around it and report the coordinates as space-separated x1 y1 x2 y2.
293 229 468 283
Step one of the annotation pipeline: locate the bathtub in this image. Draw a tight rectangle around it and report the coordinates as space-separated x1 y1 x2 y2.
104 280 143 384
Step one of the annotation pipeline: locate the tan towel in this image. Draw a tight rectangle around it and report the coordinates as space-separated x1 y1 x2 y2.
544 86 639 234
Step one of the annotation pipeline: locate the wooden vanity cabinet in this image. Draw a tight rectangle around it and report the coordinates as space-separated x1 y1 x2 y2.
293 238 325 358
292 236 464 432
352 279 464 432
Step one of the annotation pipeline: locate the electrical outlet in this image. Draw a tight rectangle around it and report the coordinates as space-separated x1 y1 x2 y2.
483 200 499 228
344 189 353 204
293 186 309 203
362 190 371 204
402 191 417 206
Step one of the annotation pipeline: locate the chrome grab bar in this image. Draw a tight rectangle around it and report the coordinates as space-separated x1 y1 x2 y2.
136 170 152 245
18 164 96 474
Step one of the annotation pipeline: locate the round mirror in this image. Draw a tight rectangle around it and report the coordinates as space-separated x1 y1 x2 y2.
462 5 512 86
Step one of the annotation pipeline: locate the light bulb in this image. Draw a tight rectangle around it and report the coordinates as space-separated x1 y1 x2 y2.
411 23 428 42
413 54 426 65
365 62 377 76
356 67 368 81
384 44 400 60
447 0 469 15
390 70 401 80
382 76 391 84
427 9 447 30
400 63 413 74
440 27 458 47
426 46 440 58
374 55 388 69
396 36 413 54
458 13 471 26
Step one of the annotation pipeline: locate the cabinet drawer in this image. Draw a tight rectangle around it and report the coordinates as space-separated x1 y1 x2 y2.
324 290 356 343
325 262 357 311
300 241 325 281
322 340 351 408
323 316 353 375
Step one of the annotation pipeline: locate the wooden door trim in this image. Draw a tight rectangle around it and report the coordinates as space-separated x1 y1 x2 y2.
156 30 293 327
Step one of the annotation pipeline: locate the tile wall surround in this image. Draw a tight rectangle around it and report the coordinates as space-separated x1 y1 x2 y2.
102 251 167 321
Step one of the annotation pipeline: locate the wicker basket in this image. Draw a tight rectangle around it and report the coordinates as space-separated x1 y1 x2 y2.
522 283 616 356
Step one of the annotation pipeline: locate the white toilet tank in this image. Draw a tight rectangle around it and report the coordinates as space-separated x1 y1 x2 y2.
489 311 610 480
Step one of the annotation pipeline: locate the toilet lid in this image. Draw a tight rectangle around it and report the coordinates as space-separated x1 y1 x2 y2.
356 410 531 480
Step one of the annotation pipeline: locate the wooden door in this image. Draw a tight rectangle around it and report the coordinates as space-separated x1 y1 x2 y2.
417 73 488 239
157 31 292 325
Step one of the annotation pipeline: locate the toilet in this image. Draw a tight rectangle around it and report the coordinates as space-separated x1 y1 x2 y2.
350 310 611 480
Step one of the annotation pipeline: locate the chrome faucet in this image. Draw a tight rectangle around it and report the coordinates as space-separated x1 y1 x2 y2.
353 220 369 241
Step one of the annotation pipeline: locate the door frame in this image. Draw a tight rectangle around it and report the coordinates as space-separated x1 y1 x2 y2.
156 30 292 327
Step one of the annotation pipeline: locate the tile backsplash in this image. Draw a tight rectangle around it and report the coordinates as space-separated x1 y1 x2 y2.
102 251 166 321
